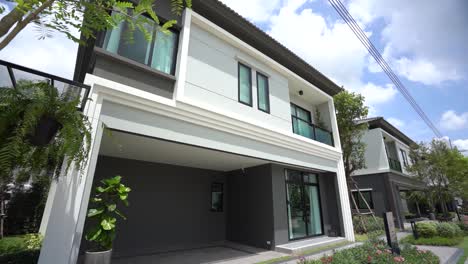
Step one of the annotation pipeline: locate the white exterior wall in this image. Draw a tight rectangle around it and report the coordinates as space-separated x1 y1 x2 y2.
353 128 389 175
184 23 291 132
354 127 413 176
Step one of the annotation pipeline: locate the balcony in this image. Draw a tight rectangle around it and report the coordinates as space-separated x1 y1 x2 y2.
388 157 402 172
0 60 90 111
291 116 334 146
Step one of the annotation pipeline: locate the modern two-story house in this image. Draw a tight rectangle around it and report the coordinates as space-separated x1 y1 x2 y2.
37 1 355 263
351 117 425 229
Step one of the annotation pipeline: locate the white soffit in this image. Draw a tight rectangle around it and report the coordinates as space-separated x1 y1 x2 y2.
99 130 268 172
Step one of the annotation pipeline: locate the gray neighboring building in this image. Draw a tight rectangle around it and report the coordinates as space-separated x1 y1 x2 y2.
37 1 356 263
352 117 425 229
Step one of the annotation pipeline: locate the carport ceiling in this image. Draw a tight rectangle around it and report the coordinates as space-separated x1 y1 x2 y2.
99 130 268 172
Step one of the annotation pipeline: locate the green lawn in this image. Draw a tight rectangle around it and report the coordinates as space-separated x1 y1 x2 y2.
0 235 29 255
457 236 468 264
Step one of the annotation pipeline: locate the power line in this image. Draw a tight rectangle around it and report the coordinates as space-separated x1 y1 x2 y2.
328 0 443 138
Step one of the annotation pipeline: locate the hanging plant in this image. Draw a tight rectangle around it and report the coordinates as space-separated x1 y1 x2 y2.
0 80 92 180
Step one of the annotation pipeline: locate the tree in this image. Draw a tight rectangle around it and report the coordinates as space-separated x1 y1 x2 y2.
407 139 468 216
334 90 373 229
334 90 369 179
0 0 191 50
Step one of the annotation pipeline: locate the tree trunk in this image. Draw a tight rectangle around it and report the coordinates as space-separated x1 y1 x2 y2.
0 0 55 51
0 189 4 239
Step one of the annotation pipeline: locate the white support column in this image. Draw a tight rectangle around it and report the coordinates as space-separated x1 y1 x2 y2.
328 98 355 241
337 158 355 241
38 176 57 235
173 8 192 100
38 84 104 264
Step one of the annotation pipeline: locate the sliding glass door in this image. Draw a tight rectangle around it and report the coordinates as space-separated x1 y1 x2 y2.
286 170 323 240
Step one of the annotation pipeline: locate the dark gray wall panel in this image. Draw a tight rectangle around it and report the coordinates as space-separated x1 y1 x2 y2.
94 54 175 99
352 173 389 217
226 164 274 249
80 156 226 258
319 172 342 236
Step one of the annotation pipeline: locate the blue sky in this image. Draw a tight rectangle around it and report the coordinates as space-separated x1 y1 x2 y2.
1 0 467 150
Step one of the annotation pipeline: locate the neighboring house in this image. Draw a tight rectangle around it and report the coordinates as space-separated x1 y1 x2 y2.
352 117 425 229
37 0 355 263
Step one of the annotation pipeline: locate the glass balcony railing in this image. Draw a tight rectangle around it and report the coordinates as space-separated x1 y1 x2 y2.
388 157 402 172
0 60 90 111
291 116 334 146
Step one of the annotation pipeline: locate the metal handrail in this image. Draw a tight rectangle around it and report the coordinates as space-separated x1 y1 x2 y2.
0 59 91 112
291 116 334 146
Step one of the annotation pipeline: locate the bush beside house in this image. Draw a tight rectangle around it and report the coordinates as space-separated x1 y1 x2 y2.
402 221 465 246
298 240 439 264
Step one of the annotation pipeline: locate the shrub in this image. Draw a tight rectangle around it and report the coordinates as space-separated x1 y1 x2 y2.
353 215 384 234
0 234 41 264
436 222 462 238
401 235 463 246
416 222 437 238
456 221 468 233
298 240 439 264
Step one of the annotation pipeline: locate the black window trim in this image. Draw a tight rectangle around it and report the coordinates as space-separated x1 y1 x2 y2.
291 103 312 123
256 71 270 113
238 62 253 107
400 148 408 167
351 190 374 210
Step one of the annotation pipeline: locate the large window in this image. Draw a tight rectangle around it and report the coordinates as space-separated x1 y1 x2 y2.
352 190 374 209
400 149 409 167
256 72 270 113
291 103 313 139
102 13 178 75
238 63 252 106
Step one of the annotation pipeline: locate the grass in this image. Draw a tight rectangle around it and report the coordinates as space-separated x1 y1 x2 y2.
0 235 29 255
400 235 464 246
254 241 351 264
355 233 369 242
456 236 468 264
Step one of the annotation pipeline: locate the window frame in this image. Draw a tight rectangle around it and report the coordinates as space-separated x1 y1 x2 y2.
238 62 253 107
256 72 270 113
352 190 374 210
100 11 180 76
210 182 224 212
400 149 409 167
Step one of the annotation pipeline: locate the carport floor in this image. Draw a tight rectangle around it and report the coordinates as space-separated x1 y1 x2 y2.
112 244 287 264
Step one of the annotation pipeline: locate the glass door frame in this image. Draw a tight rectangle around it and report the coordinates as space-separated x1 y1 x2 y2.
285 169 325 241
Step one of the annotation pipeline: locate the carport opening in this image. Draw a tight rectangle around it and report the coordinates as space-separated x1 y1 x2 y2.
79 129 277 261
78 129 345 262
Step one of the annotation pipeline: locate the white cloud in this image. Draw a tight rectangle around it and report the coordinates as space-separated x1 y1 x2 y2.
387 117 405 128
350 0 468 85
439 110 468 131
0 16 78 79
453 139 468 152
264 0 397 113
219 0 282 22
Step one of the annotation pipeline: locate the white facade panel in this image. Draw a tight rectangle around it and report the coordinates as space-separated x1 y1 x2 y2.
353 128 389 175
185 24 292 132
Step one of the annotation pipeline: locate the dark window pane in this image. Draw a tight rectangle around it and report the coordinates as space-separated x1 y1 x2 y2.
303 173 317 184
211 183 223 212
257 73 269 112
285 170 302 182
239 63 252 105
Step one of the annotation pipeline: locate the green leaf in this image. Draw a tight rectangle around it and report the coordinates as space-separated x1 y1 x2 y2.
107 204 116 212
114 209 127 220
161 20 177 34
87 208 104 217
104 175 121 186
86 227 102 241
101 217 116 230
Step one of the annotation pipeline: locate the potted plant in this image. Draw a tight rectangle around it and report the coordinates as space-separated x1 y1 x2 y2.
0 80 91 238
84 176 131 264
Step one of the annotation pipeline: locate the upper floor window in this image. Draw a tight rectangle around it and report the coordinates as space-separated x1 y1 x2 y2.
351 191 374 209
400 149 409 167
291 103 313 139
238 63 252 106
102 13 179 75
256 72 270 113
